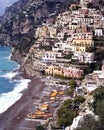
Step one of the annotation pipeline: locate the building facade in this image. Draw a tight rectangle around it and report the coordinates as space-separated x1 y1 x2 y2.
63 67 83 78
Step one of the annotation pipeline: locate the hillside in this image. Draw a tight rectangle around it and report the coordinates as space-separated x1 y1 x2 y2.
0 0 79 49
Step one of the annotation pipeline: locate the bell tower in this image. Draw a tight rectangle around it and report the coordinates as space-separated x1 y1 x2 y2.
80 0 88 9
80 0 84 8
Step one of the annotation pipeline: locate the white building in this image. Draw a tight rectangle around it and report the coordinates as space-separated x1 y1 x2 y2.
72 51 94 63
77 17 94 24
52 42 77 52
84 52 94 63
72 32 92 39
95 28 103 36
93 14 102 23
86 81 97 93
57 32 65 40
42 51 62 62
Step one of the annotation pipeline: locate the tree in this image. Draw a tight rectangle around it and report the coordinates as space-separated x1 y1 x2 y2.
74 96 85 104
92 87 104 129
92 87 104 112
66 89 74 96
96 100 104 123
62 99 73 109
57 108 76 127
69 80 77 89
57 99 76 127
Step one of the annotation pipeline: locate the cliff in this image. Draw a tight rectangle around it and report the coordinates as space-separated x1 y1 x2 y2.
0 0 79 48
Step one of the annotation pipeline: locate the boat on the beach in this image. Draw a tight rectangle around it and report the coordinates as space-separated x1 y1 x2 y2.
40 104 49 111
50 90 58 97
27 113 42 119
27 110 53 119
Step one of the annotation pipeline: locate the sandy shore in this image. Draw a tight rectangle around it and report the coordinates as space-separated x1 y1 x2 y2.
0 75 47 130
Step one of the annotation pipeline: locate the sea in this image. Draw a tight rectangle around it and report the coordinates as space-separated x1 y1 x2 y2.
0 47 30 114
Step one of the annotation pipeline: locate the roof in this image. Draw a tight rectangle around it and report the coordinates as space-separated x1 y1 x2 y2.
73 32 92 34
93 71 102 74
98 73 104 79
73 38 93 40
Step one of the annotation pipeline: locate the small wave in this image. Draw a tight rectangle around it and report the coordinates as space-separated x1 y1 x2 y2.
0 79 31 114
4 54 12 61
14 79 31 93
0 71 19 79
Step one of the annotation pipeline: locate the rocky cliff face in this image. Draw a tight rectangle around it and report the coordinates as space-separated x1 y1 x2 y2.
0 0 79 48
0 0 80 76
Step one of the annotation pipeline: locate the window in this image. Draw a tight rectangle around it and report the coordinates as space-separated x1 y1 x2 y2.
58 68 61 71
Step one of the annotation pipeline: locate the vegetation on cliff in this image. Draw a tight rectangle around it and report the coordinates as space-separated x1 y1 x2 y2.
57 95 85 128
76 87 104 130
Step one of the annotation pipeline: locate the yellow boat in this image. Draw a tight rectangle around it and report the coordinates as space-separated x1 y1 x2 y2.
59 91 64 95
27 113 42 119
35 110 45 115
50 90 57 97
40 104 48 110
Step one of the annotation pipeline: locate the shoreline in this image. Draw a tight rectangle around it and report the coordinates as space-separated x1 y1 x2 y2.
0 69 30 114
0 71 46 130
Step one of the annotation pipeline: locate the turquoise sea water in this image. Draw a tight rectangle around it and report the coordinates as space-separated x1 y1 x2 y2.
0 47 30 113
0 47 18 94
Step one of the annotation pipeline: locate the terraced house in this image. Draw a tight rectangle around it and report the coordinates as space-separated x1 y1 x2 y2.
72 38 94 52
45 65 63 76
63 66 83 78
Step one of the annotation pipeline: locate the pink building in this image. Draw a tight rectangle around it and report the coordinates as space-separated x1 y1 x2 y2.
63 67 83 78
